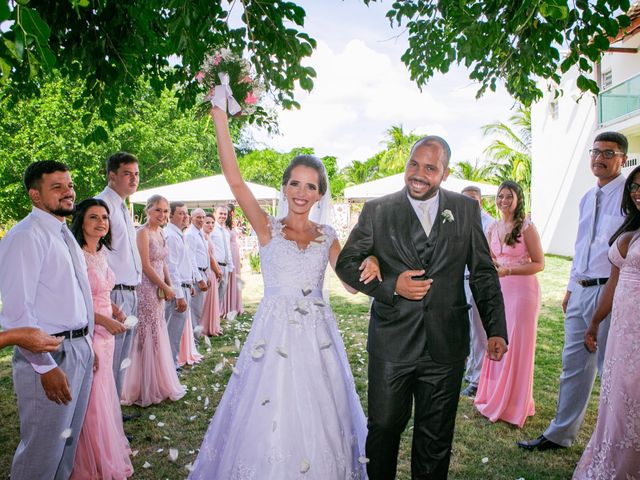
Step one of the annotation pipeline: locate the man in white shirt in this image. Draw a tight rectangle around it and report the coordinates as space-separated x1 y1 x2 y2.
211 205 234 303
185 208 209 333
460 185 495 398
0 161 94 479
519 131 627 451
96 152 142 396
165 201 199 366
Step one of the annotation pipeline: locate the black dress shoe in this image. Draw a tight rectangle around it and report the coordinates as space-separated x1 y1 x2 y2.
517 435 565 451
461 384 477 398
122 412 141 422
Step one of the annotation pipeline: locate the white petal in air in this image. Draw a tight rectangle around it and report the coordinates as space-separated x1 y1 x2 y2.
60 428 72 439
276 347 288 358
169 448 179 462
123 315 138 329
120 358 132 370
300 459 311 473
227 310 238 321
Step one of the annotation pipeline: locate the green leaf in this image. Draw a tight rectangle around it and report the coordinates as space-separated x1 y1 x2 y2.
593 34 609 50
19 7 51 45
0 57 11 81
81 113 92 128
0 1 10 22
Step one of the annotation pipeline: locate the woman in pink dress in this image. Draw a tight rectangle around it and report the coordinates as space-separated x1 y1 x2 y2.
200 213 223 336
121 194 185 407
221 204 244 316
573 166 640 479
475 181 544 428
70 198 133 479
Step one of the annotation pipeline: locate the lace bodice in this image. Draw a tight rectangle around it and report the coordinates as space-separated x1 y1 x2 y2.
83 248 115 318
608 232 640 275
259 216 336 291
488 219 533 268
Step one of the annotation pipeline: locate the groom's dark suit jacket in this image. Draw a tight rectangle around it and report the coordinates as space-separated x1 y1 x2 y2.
336 187 507 364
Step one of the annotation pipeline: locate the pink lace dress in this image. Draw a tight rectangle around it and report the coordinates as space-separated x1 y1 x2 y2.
72 249 133 479
221 228 243 316
573 233 640 479
475 219 540 428
121 230 185 407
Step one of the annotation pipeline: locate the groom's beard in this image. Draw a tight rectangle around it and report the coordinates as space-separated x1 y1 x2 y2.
407 176 439 201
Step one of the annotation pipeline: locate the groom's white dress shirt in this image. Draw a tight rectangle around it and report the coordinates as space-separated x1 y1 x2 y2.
0 207 90 373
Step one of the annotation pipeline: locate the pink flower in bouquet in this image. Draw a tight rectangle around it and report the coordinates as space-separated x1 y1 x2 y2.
213 54 222 66
244 91 258 105
239 75 253 84
195 71 205 84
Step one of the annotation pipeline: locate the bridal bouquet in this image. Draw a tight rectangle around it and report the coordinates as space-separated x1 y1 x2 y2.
194 49 266 122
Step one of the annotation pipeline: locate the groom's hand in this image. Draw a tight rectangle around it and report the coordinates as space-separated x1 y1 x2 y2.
486 336 508 361
395 270 433 300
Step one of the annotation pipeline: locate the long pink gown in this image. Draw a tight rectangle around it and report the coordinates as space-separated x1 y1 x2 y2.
221 228 243 316
573 233 640 479
121 230 185 407
72 249 133 479
200 237 222 336
178 312 203 366
475 219 540 428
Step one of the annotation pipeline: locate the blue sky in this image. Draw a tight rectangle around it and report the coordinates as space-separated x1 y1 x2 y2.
250 0 518 168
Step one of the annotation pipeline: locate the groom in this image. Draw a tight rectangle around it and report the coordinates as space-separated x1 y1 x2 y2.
336 136 508 479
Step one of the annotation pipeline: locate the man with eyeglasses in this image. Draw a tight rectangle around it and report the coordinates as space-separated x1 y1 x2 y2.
518 131 627 451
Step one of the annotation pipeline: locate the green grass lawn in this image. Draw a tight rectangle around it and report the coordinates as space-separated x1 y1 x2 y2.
0 255 596 479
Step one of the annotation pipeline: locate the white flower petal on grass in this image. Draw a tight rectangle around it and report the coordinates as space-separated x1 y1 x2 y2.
189 415 198 421
142 461 151 469
123 315 138 329
204 397 210 410
120 358 132 370
234 338 241 350
300 459 310 473
188 450 195 454
226 310 238 321
169 448 179 462
358 456 370 464
131 450 139 457
202 335 212 348
185 463 194 472
214 362 224 373
149 414 156 420
319 341 332 350
156 448 164 453
276 347 288 358
162 436 170 441
197 395 202 401
481 457 489 464
157 422 165 427
60 428 72 439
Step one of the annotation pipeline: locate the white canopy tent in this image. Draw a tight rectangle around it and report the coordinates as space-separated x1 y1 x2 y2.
130 175 279 209
343 173 499 201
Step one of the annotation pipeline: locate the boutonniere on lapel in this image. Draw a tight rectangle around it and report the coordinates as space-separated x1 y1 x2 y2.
441 209 454 223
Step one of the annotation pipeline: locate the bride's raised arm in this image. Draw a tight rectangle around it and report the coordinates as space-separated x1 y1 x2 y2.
210 106 271 244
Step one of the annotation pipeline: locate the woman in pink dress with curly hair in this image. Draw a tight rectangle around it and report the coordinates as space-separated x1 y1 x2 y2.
475 181 544 428
70 198 133 479
121 194 185 407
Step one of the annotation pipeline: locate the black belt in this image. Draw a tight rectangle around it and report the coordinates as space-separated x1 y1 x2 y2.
113 284 136 291
218 262 227 267
181 283 193 289
53 325 89 339
577 278 609 287
198 267 208 272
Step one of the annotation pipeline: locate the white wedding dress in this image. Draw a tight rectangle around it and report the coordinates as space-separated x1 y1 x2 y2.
189 216 367 480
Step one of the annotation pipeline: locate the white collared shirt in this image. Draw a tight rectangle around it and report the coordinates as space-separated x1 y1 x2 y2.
164 223 199 299
211 222 234 271
96 186 142 286
407 191 440 227
185 224 209 282
568 174 626 291
0 207 90 373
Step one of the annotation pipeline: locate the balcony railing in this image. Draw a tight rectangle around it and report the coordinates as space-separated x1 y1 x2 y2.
599 73 640 125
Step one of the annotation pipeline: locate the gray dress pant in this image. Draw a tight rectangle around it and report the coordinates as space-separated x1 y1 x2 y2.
11 336 93 480
218 270 229 309
464 279 487 387
110 289 138 397
544 283 611 446
165 285 191 367
191 285 206 332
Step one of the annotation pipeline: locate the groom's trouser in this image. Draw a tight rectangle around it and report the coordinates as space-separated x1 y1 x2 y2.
366 350 465 480
543 283 610 447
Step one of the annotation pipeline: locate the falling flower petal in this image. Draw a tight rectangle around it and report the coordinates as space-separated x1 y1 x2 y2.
227 310 238 321
204 396 210 409
300 459 310 473
276 346 288 358
261 398 270 406
60 428 72 439
319 341 332 350
157 422 165 427
143 461 151 469
234 338 241 350
120 358 131 370
358 456 370 464
482 457 489 464
123 315 138 329
149 414 156 420
169 448 179 462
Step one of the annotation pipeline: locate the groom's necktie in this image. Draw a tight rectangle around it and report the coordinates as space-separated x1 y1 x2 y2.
418 203 433 236
60 223 94 334
580 189 602 273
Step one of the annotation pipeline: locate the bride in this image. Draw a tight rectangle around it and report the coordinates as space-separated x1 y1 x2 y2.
188 106 379 479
